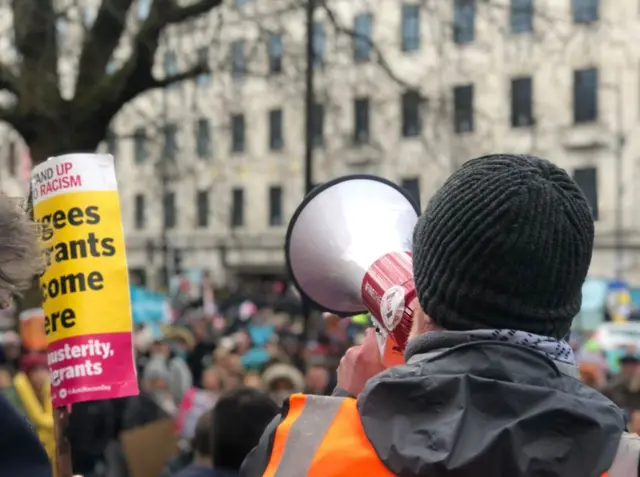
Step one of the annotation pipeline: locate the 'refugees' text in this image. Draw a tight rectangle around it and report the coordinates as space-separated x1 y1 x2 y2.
36 205 118 336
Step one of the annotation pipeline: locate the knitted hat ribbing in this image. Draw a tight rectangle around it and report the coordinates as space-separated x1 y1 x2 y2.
412 154 594 339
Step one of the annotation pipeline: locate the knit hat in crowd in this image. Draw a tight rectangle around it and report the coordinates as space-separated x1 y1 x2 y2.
412 154 594 339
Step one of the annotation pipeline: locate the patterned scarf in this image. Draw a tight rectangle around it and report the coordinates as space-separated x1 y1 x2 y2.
406 329 575 365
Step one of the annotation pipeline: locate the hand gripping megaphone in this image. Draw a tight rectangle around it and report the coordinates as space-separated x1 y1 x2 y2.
285 175 420 367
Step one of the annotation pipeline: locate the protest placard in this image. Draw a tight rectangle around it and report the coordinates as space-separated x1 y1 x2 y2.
31 153 139 407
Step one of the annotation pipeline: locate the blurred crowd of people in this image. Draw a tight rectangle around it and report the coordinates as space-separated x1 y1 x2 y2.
577 343 640 435
5 271 640 476
0 273 367 477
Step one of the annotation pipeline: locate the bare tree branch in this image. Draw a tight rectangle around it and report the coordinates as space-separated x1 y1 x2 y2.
75 0 135 97
152 63 208 89
80 0 222 119
166 0 224 24
11 0 59 105
322 3 411 89
0 63 19 95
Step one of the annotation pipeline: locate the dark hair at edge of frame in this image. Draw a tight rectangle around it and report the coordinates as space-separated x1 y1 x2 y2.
0 190 44 308
211 387 279 470
192 409 213 456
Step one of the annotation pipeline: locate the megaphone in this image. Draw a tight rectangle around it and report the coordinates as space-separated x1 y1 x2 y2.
285 175 420 367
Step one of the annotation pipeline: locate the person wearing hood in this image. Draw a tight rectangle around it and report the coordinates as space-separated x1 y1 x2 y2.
122 357 178 430
240 155 636 477
604 354 640 413
150 330 194 404
261 363 304 406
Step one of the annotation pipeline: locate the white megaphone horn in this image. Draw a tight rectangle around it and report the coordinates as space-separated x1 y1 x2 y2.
285 175 420 367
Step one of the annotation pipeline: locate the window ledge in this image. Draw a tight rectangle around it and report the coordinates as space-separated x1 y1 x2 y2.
562 123 609 150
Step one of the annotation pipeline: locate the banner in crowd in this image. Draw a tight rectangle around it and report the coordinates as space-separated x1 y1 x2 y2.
130 285 170 325
31 153 138 407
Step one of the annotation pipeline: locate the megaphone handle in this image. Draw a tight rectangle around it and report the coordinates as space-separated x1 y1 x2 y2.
361 251 416 351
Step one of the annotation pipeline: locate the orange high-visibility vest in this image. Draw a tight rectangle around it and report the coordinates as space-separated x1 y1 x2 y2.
262 394 614 477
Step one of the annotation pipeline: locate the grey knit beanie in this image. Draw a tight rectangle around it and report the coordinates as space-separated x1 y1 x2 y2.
412 154 594 339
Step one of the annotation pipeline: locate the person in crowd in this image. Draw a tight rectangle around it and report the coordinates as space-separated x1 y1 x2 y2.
240 155 634 476
172 411 216 477
187 319 217 387
304 364 330 395
223 372 244 392
242 372 263 390
215 346 243 376
6 353 56 466
0 194 52 477
1 330 22 370
580 363 606 391
212 388 278 477
261 362 304 406
604 354 640 413
150 332 194 404
0 364 12 390
631 410 640 435
122 357 178 430
177 365 223 440
67 400 116 477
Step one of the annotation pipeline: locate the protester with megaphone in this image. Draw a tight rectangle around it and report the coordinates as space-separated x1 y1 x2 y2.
241 155 639 477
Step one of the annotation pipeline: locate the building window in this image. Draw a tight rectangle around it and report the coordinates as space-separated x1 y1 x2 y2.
401 177 420 210
510 0 533 33
573 67 598 123
231 188 244 227
453 84 474 133
573 167 598 220
402 90 421 137
162 123 178 160
137 0 151 20
195 118 211 158
106 130 117 156
453 0 475 45
196 47 210 86
354 13 372 62
269 109 284 151
511 76 533 127
269 186 283 226
163 192 176 229
267 32 283 74
163 51 178 88
134 194 146 229
573 0 598 24
231 40 245 78
401 4 420 52
313 23 325 66
231 114 245 153
354 97 370 143
133 127 147 163
7 141 16 176
312 103 324 146
196 190 209 227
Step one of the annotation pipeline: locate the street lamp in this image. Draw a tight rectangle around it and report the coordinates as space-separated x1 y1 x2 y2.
301 0 316 341
602 80 625 279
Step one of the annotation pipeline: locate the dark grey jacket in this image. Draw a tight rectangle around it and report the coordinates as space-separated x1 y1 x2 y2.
241 340 633 476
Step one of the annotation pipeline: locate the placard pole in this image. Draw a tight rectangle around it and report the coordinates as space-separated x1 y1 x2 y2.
54 406 73 477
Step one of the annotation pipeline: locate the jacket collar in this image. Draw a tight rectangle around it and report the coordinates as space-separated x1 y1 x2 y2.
405 331 580 379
